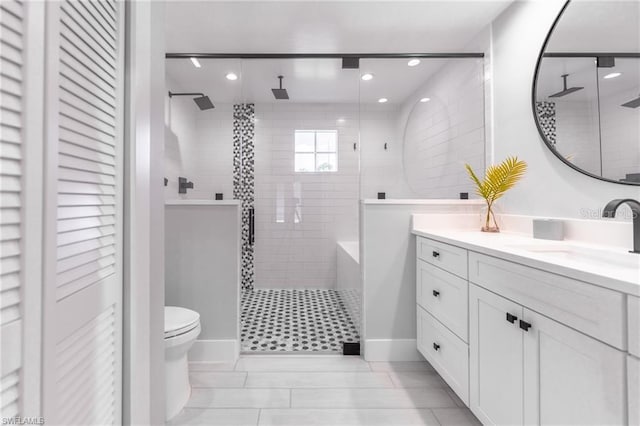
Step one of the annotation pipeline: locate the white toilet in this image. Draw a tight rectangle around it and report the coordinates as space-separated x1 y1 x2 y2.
165 306 201 421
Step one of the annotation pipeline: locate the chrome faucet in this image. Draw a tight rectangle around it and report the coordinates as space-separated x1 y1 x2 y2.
602 199 640 254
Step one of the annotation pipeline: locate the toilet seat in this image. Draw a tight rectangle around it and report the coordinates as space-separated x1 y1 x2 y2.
165 306 200 339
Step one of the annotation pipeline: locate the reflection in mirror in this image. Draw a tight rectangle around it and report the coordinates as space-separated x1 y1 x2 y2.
534 0 640 184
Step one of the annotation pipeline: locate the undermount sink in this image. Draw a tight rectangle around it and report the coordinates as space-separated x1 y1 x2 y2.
506 243 640 272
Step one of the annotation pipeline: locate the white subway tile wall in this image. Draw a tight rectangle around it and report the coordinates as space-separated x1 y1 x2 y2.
401 59 486 198
253 104 361 288
554 99 601 175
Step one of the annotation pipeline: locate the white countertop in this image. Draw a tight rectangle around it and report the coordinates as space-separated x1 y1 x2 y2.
165 199 241 206
362 199 484 205
412 227 640 296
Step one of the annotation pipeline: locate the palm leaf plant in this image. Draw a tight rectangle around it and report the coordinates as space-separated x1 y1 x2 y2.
465 156 527 232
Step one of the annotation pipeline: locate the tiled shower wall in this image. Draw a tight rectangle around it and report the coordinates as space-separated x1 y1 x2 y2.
252 104 361 289
165 92 234 200
398 59 486 199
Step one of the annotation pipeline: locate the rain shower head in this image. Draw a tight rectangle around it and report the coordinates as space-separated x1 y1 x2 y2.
621 94 640 108
272 76 289 100
193 95 215 110
549 74 584 98
168 91 215 110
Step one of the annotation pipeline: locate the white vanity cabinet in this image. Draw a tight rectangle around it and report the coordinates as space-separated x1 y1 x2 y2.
416 239 470 404
468 284 524 425
415 234 633 426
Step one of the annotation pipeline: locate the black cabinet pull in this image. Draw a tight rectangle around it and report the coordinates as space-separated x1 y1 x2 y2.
433 343 440 351
506 313 518 324
519 320 532 332
432 251 440 258
432 290 440 297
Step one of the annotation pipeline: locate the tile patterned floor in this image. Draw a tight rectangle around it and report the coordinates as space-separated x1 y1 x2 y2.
240 289 360 353
169 357 482 426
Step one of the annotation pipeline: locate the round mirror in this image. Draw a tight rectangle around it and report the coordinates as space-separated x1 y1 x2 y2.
533 0 640 185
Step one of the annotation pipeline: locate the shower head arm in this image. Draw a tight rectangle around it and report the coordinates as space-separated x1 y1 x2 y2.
168 91 206 98
278 76 284 89
561 74 569 90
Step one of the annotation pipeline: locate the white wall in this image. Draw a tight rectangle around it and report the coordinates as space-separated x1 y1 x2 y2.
399 59 486 199
359 105 411 200
491 0 640 219
164 93 234 200
124 1 166 424
253 103 362 289
599 87 640 181
554 99 601 174
361 201 483 361
164 203 240 342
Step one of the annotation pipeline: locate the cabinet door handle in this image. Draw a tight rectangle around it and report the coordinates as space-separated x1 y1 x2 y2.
432 251 440 258
432 290 440 297
506 313 518 324
433 343 440 351
519 320 532 332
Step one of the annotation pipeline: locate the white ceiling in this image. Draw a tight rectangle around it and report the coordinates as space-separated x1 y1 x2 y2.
164 1 513 54
165 57 483 104
164 0 511 104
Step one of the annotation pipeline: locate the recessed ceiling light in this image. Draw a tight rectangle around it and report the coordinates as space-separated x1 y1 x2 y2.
226 73 238 81
190 57 201 68
378 98 388 103
603 72 622 79
408 59 421 67
361 73 374 81
420 97 431 103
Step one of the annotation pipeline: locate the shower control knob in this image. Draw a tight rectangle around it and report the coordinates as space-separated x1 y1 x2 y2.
432 251 440 258
432 290 440 297
433 343 440 351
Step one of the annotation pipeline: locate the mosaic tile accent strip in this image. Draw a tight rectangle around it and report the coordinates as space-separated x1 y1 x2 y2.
536 101 557 146
233 104 255 291
241 289 360 353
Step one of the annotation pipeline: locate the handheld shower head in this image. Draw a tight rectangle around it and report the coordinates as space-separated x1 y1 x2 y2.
168 91 215 110
272 76 289 100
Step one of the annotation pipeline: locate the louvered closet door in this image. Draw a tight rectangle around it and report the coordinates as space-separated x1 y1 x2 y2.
0 0 25 419
42 1 124 424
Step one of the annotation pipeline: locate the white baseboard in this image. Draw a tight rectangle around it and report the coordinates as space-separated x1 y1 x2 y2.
364 339 424 361
188 339 239 362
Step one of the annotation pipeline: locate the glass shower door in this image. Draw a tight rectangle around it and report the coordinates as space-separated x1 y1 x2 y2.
237 58 362 353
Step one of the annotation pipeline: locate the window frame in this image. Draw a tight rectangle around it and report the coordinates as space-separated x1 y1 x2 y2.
294 129 338 173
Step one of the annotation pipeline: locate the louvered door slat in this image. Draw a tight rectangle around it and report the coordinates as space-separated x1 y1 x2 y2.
71 1 115 49
57 235 115 262
0 0 23 419
43 0 123 423
53 305 117 423
60 88 116 127
1 141 22 159
60 59 115 107
89 0 115 29
61 1 114 60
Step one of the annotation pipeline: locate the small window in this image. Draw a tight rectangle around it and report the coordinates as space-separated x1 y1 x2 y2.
295 130 338 172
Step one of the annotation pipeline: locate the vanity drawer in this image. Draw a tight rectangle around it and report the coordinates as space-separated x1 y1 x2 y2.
629 296 640 358
468 251 626 349
417 237 468 279
417 259 468 342
417 305 469 405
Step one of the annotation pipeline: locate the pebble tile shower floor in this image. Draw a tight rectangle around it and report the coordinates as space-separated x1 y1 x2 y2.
240 289 359 353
